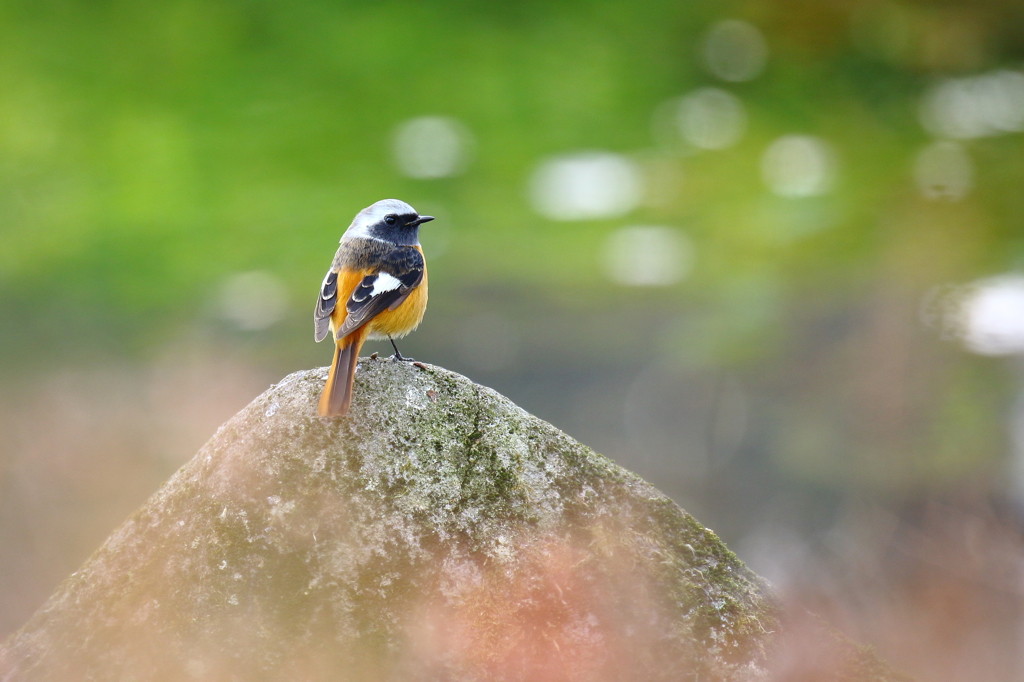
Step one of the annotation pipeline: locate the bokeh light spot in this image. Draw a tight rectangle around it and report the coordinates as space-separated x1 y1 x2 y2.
603 226 692 287
761 135 836 197
393 116 473 179
529 152 642 221
914 141 973 201
919 70 1024 140
959 276 1024 356
702 20 768 82
676 88 747 150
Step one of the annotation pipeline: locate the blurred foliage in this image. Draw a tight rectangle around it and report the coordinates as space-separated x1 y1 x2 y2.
6 5 1024 673
1 0 1024 495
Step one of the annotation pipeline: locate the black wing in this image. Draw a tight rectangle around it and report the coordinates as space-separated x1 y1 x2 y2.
313 269 338 342
334 250 424 339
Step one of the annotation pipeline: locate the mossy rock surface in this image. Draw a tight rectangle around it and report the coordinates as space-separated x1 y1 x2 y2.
0 361 895 681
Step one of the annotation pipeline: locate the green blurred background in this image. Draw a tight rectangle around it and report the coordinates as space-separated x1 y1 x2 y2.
3 0 1024 677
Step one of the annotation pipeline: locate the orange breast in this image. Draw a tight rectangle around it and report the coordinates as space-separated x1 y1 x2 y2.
366 274 428 340
328 263 428 342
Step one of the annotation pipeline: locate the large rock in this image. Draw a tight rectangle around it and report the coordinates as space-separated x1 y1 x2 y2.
0 361 890 681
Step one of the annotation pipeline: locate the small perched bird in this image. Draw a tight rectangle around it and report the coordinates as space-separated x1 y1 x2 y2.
314 199 433 416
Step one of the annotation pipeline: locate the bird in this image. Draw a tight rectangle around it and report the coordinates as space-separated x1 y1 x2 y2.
314 199 433 417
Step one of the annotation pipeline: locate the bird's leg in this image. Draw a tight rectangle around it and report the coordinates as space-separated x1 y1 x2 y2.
389 337 413 362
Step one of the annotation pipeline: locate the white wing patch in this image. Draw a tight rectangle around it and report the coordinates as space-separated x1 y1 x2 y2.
369 272 403 297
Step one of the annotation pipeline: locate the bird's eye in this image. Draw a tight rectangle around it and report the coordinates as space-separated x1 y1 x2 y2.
384 214 398 226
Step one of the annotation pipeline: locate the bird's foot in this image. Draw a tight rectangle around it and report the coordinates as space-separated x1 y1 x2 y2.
388 338 412 362
389 352 415 362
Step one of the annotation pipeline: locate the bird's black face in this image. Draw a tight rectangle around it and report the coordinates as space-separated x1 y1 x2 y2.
372 212 434 245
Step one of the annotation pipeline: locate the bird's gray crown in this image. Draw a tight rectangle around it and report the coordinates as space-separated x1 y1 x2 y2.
342 199 422 244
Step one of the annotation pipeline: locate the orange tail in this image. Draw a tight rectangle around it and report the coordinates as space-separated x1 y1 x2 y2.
318 329 367 417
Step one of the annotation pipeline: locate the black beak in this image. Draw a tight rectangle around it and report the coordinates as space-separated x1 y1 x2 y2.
411 215 434 226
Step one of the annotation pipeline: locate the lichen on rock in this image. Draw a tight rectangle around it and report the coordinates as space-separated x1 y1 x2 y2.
0 361 895 681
